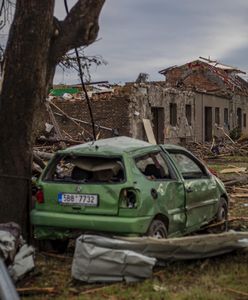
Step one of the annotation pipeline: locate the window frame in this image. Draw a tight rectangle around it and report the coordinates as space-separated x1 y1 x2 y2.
167 150 210 180
215 107 220 125
133 151 177 181
42 153 127 185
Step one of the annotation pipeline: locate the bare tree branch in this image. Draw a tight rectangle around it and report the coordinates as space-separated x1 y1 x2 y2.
50 0 105 64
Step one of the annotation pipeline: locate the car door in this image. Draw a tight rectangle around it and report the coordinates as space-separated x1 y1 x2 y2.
168 150 219 231
133 151 186 235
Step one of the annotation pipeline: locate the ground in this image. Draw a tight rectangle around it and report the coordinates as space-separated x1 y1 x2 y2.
18 156 248 300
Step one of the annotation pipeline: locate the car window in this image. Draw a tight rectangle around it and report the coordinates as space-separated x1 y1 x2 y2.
169 152 205 179
135 152 171 180
44 155 125 183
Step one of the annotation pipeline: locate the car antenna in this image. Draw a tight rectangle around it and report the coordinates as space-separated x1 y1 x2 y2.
64 0 96 143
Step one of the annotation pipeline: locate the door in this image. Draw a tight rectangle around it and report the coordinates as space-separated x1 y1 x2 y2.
133 151 186 235
205 107 212 142
168 151 219 230
151 107 165 144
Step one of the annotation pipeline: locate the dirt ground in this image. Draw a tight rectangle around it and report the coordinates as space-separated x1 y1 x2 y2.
17 157 248 300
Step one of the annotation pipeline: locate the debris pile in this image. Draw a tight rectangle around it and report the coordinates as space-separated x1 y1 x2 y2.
0 223 35 282
186 139 248 160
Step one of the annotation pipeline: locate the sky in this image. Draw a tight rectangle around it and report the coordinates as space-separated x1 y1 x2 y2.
2 0 248 84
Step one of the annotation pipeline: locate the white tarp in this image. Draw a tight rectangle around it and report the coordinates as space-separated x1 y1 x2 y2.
72 231 248 283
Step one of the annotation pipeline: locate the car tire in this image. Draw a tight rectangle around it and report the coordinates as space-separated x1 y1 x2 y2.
147 220 168 239
216 198 228 231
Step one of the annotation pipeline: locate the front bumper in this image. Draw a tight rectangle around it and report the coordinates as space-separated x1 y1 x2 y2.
31 209 152 239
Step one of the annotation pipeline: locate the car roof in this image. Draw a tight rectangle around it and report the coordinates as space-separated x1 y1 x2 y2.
162 144 187 151
58 136 187 156
59 136 157 155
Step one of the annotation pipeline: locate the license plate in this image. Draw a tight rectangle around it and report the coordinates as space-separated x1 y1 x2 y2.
58 193 98 206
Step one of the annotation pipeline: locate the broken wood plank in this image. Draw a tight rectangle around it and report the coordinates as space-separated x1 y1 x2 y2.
46 102 66 149
220 167 247 174
230 193 248 198
33 150 53 160
143 119 157 145
50 101 92 137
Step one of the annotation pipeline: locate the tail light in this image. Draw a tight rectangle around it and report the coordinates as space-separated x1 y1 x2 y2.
36 189 44 204
120 189 137 209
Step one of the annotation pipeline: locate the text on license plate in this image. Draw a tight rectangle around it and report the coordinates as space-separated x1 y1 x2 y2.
58 193 98 206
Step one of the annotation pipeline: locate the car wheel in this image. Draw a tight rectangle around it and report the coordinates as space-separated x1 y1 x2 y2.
216 198 228 231
147 220 168 239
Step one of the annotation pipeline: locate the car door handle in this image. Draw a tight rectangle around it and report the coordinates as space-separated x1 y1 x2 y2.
186 187 193 193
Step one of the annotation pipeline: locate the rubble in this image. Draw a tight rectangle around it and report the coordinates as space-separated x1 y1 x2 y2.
0 223 35 282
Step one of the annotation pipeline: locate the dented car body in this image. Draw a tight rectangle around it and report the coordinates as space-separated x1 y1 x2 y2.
31 137 228 240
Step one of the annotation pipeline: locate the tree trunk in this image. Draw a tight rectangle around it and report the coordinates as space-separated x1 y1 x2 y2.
0 0 105 236
0 0 55 235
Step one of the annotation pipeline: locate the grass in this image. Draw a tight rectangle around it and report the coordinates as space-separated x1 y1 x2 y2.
19 251 248 300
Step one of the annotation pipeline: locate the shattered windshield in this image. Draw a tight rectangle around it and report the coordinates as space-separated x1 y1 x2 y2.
44 155 125 183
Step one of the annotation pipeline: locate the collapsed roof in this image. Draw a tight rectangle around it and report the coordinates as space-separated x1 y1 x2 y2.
159 58 248 97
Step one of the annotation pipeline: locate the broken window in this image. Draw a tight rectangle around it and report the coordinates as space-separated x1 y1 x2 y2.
215 107 220 125
135 152 171 180
170 103 177 126
169 152 206 179
185 104 192 126
43 155 125 183
244 113 247 128
224 108 229 125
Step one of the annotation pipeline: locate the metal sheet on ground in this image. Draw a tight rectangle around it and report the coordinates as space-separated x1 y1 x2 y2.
72 232 248 283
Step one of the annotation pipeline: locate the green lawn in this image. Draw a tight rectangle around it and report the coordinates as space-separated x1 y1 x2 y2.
19 251 248 300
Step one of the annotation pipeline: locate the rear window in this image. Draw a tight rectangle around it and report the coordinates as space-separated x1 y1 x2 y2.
43 155 125 183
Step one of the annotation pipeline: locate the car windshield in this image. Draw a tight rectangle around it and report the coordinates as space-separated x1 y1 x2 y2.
44 155 125 183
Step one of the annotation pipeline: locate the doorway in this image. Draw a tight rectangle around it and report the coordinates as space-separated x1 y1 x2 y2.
151 107 164 144
205 107 212 142
237 107 242 129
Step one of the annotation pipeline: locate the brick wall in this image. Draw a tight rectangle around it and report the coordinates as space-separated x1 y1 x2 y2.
51 92 131 141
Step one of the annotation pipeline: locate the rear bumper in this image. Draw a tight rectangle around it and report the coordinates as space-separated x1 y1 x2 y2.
30 209 152 239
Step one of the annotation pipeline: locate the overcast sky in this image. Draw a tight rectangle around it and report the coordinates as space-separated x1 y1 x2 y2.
31 1 248 84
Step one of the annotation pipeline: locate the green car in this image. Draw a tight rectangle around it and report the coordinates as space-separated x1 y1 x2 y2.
31 136 228 241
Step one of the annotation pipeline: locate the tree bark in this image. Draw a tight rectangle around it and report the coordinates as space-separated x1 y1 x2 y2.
0 0 105 236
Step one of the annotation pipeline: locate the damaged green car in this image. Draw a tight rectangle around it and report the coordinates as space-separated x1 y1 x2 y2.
31 136 228 241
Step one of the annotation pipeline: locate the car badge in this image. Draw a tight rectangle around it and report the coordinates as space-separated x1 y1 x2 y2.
76 186 82 193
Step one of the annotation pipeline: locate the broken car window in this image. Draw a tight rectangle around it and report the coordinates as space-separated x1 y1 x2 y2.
44 155 125 183
135 152 171 180
169 152 205 179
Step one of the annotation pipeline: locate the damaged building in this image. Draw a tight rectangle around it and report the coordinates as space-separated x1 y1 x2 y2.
43 58 248 144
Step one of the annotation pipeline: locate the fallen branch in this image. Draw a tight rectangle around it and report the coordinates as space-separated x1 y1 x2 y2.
16 287 57 295
80 283 119 295
37 136 81 145
224 287 248 298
